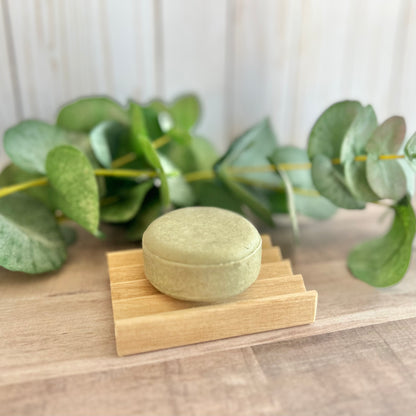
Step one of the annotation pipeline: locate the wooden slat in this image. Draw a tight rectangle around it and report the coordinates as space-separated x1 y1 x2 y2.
113 275 306 319
115 290 317 356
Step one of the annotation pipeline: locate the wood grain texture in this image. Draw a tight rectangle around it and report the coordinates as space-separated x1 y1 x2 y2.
107 239 316 356
0 205 415 414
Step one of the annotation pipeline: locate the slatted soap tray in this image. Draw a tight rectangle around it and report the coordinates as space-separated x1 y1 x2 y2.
107 235 317 356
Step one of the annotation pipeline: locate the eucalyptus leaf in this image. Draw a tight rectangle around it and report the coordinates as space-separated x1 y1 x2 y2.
308 100 363 159
311 154 365 209
129 102 169 206
192 179 243 214
0 193 66 273
126 197 162 242
366 155 407 201
170 94 200 130
162 136 218 173
348 196 415 287
278 168 299 239
340 105 377 162
101 180 153 223
46 145 100 234
344 160 379 202
90 121 128 168
4 121 69 174
269 146 337 220
142 106 164 141
217 166 274 225
159 155 195 206
365 117 407 200
366 116 406 155
339 105 379 202
59 224 78 246
0 163 52 208
214 119 278 222
404 132 416 171
57 97 128 132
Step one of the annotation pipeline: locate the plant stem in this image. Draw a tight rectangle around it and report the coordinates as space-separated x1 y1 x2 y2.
111 153 136 168
0 153 406 200
0 177 48 198
228 153 405 174
231 175 320 196
152 134 171 149
183 170 216 182
94 169 157 178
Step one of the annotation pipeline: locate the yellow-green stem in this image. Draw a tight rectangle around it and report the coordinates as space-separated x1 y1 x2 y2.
0 177 48 198
152 134 171 149
94 169 157 178
111 153 136 168
183 170 216 182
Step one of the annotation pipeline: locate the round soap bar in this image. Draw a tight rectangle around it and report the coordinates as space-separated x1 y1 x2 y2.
142 207 262 302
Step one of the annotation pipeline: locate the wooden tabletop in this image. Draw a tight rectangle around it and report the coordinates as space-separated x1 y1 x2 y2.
1 205 415 416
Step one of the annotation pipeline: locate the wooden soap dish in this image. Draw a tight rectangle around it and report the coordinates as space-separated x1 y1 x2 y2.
107 235 317 356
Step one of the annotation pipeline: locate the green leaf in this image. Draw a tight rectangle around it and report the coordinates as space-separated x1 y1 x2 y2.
278 168 299 239
90 121 127 168
142 106 164 141
339 105 379 202
0 163 53 208
59 224 78 246
308 100 363 159
217 166 274 225
366 116 406 155
162 136 218 174
4 121 69 174
100 180 153 223
159 155 195 206
340 105 378 162
129 102 169 206
170 94 200 130
365 117 407 200
269 146 337 220
366 156 407 201
344 160 379 202
46 145 99 234
57 97 128 132
166 127 192 145
192 179 243 214
0 193 66 273
311 154 365 209
214 119 278 223
348 196 415 287
126 197 162 242
404 132 416 171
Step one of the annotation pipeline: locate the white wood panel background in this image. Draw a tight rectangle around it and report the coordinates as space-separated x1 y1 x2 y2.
1 0 415 168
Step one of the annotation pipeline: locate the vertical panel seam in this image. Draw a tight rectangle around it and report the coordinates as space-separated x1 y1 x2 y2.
154 0 164 97
2 0 23 119
224 0 236 144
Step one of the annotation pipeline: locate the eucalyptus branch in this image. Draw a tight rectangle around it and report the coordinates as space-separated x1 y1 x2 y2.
111 134 171 168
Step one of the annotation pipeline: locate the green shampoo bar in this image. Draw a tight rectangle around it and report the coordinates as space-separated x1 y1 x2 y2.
142 207 262 302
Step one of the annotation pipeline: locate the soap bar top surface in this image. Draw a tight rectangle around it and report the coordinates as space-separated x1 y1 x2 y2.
142 207 261 265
